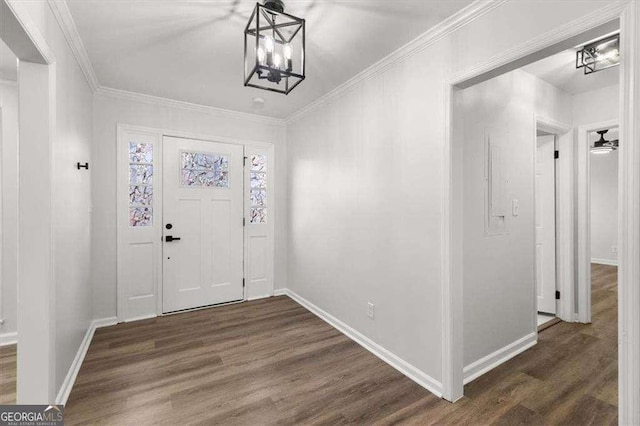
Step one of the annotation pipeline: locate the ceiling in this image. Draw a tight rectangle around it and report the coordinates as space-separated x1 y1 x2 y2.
66 0 473 119
0 38 17 81
522 46 619 95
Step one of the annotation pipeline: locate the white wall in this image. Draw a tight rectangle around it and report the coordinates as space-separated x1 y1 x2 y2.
286 0 611 389
572 84 619 266
572 84 619 126
459 70 572 366
0 82 17 339
590 143 618 264
16 1 94 399
91 95 287 320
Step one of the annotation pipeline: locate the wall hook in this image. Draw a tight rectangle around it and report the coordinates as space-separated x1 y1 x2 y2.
77 162 89 170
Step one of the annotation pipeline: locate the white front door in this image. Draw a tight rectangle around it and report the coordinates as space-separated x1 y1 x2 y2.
162 136 244 313
536 135 557 314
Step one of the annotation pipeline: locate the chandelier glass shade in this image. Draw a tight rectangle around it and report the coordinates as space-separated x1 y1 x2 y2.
576 34 620 75
244 1 305 95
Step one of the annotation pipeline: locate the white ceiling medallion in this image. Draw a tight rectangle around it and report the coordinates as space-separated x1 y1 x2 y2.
244 0 305 95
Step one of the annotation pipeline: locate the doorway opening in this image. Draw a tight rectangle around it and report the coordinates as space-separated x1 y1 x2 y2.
534 129 560 331
447 14 631 420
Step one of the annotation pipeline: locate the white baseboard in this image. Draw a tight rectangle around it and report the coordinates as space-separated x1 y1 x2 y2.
55 317 118 405
279 288 443 398
463 332 537 384
94 317 118 328
273 288 287 297
0 332 18 346
247 294 272 301
591 258 618 266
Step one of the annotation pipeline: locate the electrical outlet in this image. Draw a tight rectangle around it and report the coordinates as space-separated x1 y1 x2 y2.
612 245 618 254
367 302 375 319
512 199 519 217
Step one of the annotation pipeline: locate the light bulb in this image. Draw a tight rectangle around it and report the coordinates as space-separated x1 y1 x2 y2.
273 53 282 68
257 47 265 64
264 35 274 53
284 43 292 60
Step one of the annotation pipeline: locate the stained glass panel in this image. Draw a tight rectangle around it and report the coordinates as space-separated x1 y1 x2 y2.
250 189 266 207
181 152 228 171
129 143 153 163
129 165 153 185
181 152 229 187
250 172 266 189
130 207 152 227
250 207 267 224
129 186 153 206
180 170 229 187
251 155 266 172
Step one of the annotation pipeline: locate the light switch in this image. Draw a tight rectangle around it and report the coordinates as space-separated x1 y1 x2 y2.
512 199 519 216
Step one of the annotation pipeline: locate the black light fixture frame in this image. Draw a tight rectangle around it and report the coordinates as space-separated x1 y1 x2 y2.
244 2 306 95
576 33 620 75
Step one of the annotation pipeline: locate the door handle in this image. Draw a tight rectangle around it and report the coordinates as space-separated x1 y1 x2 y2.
165 235 181 242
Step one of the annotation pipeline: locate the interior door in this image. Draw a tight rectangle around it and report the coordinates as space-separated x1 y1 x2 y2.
162 136 244 313
536 135 557 314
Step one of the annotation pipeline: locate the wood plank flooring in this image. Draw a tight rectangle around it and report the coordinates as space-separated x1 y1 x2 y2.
65 263 617 424
0 344 16 404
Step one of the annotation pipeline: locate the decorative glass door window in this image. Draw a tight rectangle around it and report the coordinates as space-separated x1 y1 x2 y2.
250 155 267 223
129 143 153 227
181 151 229 187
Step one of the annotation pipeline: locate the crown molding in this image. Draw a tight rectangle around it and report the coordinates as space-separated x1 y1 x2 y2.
285 0 508 125
47 0 99 92
96 86 286 127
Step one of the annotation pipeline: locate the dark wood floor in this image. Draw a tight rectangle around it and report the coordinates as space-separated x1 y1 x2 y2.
60 264 621 423
0 344 16 404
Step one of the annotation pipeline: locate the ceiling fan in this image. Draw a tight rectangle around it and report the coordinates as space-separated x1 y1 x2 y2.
591 129 619 155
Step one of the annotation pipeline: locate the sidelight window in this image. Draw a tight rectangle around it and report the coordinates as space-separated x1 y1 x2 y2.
129 143 153 227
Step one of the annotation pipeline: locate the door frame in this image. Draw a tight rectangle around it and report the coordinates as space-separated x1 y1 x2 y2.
576 119 619 324
442 4 640 424
535 116 573 323
116 123 275 322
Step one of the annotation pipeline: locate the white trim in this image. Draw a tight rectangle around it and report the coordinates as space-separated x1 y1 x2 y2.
98 87 285 127
123 313 157 324
246 294 272 301
591 258 619 266
577 119 618 324
463 333 537 385
441 85 464 402
47 0 99 92
4 0 56 65
0 332 17 346
273 288 287 297
93 317 118 328
279 288 443 398
55 317 116 406
285 0 507 125
618 5 640 423
0 79 17 87
535 116 574 323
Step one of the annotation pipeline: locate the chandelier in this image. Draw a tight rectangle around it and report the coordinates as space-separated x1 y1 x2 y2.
244 0 306 94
